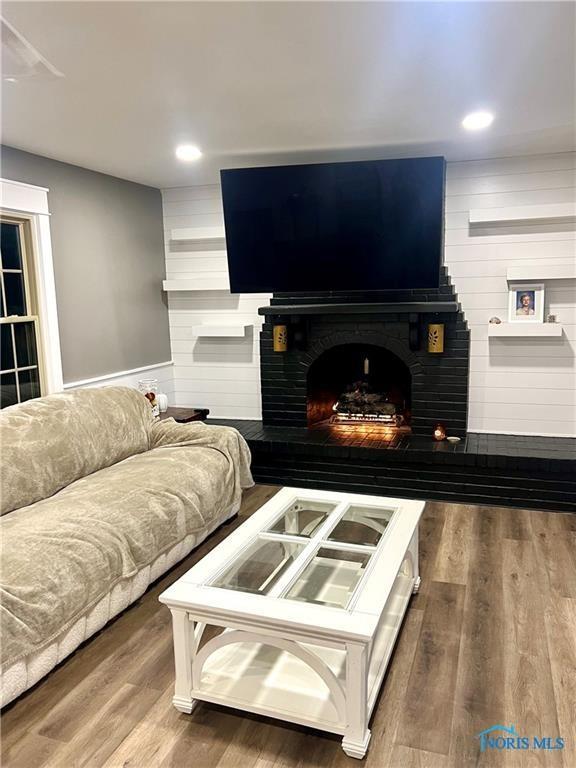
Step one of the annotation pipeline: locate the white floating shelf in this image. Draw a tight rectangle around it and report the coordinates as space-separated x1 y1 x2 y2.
507 264 576 282
170 226 226 242
163 275 230 291
469 202 576 226
192 324 252 338
488 323 563 338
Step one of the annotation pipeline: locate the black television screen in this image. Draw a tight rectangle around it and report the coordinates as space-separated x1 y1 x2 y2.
221 156 445 294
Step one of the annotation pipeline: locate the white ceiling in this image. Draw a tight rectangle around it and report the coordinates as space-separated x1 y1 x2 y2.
2 1 575 189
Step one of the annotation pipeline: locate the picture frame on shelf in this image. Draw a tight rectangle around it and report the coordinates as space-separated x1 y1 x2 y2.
508 282 544 323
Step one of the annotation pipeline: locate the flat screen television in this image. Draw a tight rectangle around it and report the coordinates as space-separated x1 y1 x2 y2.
220 156 445 294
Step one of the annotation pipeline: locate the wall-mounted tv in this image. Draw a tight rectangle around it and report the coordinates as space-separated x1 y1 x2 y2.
221 156 445 294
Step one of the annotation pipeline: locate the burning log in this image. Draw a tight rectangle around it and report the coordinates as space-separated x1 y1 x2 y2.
332 380 401 423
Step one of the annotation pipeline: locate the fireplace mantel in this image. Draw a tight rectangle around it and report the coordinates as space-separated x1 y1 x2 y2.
258 301 460 317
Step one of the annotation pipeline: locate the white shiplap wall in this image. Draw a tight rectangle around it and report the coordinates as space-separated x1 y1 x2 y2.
444 152 575 437
162 185 269 418
162 152 576 436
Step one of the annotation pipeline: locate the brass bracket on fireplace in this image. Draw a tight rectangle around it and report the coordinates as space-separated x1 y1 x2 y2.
273 324 288 352
409 314 420 351
271 315 308 352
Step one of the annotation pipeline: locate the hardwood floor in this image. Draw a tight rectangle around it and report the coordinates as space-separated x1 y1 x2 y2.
2 486 575 768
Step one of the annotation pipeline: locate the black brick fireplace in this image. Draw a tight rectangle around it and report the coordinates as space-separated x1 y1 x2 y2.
259 266 470 440
210 271 574 513
210 264 574 511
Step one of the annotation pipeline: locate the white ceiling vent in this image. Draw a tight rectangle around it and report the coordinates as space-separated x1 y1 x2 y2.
1 16 63 80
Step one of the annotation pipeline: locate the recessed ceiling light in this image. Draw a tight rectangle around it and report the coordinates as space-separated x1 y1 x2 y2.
175 144 202 162
462 111 494 131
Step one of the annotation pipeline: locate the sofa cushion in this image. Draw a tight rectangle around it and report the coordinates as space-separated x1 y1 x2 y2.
0 387 153 516
0 422 252 667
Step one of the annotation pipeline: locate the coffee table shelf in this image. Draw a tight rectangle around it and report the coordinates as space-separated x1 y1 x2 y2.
160 487 424 759
197 634 346 731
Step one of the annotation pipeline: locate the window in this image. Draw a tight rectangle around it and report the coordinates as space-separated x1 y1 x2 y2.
0 214 44 408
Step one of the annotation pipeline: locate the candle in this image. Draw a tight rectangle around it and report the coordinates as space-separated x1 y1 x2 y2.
364 357 369 376
433 424 446 441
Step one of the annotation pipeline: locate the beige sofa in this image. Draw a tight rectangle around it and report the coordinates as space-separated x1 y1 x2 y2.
0 387 253 707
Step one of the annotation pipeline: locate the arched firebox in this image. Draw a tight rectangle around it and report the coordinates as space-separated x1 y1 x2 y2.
307 344 412 429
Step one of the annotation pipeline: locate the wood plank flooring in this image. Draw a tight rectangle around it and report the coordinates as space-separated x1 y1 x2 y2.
2 486 575 768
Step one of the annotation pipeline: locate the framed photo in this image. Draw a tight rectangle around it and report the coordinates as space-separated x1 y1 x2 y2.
508 282 544 323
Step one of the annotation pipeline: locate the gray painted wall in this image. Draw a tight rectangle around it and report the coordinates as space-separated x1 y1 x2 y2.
1 146 170 383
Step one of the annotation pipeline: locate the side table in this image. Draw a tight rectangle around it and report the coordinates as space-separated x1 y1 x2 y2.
159 407 210 423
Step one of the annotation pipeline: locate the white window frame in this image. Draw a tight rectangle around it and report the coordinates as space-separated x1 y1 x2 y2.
0 178 63 393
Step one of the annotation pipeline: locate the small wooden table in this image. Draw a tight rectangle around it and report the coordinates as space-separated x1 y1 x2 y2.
159 407 209 423
160 487 423 759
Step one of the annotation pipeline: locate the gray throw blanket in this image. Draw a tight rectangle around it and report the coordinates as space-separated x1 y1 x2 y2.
1 410 253 667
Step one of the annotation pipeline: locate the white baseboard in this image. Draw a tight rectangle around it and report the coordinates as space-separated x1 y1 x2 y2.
470 427 576 438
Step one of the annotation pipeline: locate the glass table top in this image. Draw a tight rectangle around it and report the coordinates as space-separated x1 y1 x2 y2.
207 496 397 609
285 547 372 609
326 504 394 547
211 538 305 595
266 499 337 538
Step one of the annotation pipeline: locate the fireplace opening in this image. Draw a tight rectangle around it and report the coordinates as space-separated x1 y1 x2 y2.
306 344 411 433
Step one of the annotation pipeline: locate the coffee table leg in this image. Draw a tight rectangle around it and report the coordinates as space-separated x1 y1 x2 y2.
409 530 421 594
342 642 371 759
170 608 197 714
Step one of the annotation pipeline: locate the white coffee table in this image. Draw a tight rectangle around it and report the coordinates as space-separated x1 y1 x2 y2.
160 487 424 759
